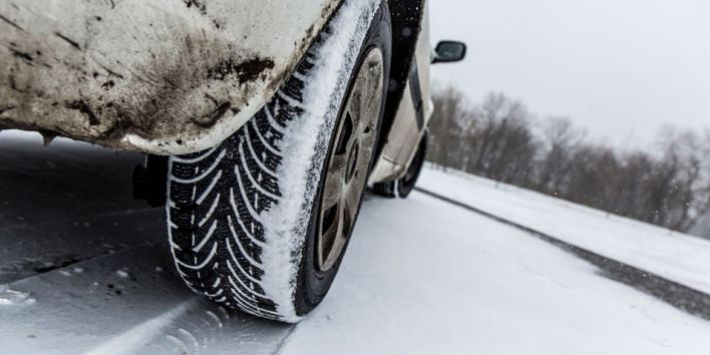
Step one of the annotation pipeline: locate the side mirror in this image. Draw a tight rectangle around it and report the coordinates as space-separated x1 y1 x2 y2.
432 41 467 64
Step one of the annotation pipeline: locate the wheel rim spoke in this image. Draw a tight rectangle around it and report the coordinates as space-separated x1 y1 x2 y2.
322 153 347 209
343 183 362 222
318 204 342 267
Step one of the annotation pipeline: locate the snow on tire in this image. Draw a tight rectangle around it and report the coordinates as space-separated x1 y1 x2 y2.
167 0 390 322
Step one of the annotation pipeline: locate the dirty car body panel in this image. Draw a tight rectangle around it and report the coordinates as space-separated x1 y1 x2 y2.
0 0 434 184
0 0 340 154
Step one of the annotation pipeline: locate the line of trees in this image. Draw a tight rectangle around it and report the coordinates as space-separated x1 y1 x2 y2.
427 87 710 236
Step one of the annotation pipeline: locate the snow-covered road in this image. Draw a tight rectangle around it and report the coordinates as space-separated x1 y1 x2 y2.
1 131 709 354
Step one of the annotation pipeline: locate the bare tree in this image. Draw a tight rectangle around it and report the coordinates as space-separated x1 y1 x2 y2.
536 117 584 193
426 86 710 237
428 86 475 170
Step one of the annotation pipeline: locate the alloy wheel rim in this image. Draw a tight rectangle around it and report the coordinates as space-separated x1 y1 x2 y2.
316 48 384 272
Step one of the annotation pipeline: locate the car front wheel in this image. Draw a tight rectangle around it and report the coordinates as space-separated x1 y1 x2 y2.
165 0 391 322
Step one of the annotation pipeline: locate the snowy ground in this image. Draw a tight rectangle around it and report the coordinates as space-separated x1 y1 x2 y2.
418 166 710 296
1 131 709 354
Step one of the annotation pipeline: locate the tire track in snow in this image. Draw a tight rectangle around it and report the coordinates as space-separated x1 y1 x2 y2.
1 242 293 354
82 299 198 355
415 187 710 322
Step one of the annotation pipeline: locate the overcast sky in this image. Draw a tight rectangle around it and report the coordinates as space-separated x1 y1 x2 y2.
429 0 710 149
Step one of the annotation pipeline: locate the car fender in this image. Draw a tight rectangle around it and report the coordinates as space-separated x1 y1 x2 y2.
0 0 341 154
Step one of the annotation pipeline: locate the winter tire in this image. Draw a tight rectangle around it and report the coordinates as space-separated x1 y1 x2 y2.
166 0 391 322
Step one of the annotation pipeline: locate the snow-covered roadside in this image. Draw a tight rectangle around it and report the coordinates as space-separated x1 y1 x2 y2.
417 165 710 296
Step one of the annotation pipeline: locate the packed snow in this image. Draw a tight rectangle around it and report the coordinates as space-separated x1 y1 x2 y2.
280 193 710 355
418 165 710 296
1 132 709 354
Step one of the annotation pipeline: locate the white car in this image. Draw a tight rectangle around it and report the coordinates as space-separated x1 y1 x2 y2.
0 0 465 322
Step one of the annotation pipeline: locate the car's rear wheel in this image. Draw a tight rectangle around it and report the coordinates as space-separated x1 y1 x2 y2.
166 0 391 322
372 132 428 198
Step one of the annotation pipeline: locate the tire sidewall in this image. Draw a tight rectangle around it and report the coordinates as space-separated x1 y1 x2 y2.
294 0 392 316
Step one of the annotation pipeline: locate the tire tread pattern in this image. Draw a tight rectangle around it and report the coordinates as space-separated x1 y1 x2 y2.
167 52 318 321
